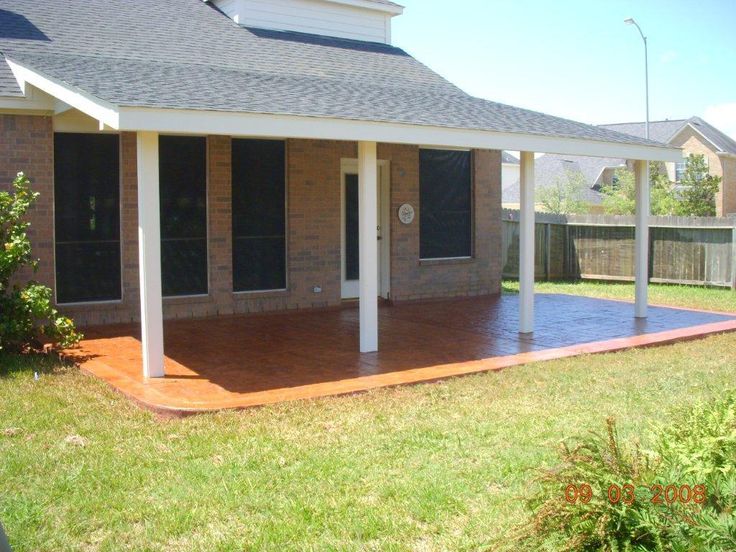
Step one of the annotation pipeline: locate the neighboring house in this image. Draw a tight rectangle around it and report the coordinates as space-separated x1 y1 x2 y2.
502 117 736 215
501 151 520 190
0 0 677 377
600 118 736 216
502 154 625 210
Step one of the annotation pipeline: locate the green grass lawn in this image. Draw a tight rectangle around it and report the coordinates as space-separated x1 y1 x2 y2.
1 283 735 551
502 279 736 313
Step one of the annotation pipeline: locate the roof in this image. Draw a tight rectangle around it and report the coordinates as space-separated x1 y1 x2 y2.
0 0 673 153
502 151 519 164
502 154 626 205
601 117 736 155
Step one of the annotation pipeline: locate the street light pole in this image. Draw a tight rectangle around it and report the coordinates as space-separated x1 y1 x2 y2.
625 17 649 139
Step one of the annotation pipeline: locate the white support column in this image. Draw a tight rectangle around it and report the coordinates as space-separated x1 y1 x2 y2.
634 159 650 318
519 151 535 334
136 131 165 378
358 141 378 352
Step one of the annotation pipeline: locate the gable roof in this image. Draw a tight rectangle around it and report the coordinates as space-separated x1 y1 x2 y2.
0 0 675 158
502 151 519 164
600 117 736 155
502 154 625 205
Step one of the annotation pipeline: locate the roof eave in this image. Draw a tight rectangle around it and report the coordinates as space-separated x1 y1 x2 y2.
5 57 681 162
322 0 404 15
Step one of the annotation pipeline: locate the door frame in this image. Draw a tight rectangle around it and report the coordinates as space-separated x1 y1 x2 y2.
340 158 391 300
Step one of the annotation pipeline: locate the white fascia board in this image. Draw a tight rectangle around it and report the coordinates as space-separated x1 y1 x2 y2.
322 0 403 15
6 58 120 129
672 122 723 154
0 85 56 113
118 107 683 162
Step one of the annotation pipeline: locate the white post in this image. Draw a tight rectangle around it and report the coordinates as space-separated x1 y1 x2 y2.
635 159 649 318
136 131 165 378
358 141 378 352
519 151 535 334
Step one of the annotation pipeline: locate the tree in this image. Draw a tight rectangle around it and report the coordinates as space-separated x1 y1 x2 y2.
677 154 720 217
600 165 679 216
537 169 590 214
0 172 82 353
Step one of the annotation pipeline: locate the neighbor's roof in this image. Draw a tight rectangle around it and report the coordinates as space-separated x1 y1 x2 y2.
502 154 625 205
502 151 519 164
600 117 736 155
0 0 671 151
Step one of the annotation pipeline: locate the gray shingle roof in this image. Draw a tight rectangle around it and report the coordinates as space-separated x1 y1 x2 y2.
0 0 670 149
503 154 626 205
502 151 519 164
601 117 736 155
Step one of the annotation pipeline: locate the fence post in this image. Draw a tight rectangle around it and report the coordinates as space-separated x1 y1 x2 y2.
545 223 552 280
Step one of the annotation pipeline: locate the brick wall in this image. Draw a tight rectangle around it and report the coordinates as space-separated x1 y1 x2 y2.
670 127 730 217
0 117 504 326
0 114 54 289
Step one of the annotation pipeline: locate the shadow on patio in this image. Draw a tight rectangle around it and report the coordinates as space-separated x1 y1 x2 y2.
68 294 736 414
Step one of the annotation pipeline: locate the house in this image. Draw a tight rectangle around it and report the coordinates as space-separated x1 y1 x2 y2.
501 151 520 190
0 0 679 379
502 154 626 211
600 118 736 216
502 117 736 215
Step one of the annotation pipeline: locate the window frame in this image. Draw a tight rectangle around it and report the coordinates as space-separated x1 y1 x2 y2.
53 131 124 306
158 134 210 299
418 147 475 262
231 138 289 295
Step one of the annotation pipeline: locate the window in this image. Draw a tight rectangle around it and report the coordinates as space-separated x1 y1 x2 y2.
232 139 286 291
159 136 208 297
676 156 709 183
675 161 687 184
54 133 121 303
419 149 472 259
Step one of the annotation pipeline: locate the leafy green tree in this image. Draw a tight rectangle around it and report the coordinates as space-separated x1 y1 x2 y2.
537 169 590 214
1 172 82 352
600 165 679 216
677 154 720 217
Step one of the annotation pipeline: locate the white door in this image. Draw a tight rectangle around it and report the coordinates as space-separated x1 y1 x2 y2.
341 161 390 299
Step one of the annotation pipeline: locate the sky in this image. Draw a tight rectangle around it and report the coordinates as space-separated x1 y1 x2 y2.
391 0 736 140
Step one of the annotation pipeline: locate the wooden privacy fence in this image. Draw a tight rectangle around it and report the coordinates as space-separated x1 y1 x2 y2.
501 209 736 289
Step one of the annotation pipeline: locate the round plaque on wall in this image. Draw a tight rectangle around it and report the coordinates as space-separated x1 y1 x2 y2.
398 203 415 225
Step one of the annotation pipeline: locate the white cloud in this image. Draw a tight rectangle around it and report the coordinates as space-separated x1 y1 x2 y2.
703 103 736 141
660 50 678 64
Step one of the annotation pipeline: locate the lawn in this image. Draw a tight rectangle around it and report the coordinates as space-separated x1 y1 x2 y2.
502 279 736 313
1 282 735 551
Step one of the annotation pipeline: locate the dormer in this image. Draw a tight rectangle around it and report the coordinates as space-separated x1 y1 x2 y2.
211 0 404 44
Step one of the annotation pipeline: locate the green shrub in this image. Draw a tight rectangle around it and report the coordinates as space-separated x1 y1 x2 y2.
0 172 82 352
513 392 736 551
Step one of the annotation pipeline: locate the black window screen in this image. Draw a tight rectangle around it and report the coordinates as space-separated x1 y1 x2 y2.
54 133 121 303
159 136 208 297
419 149 472 259
344 174 360 281
232 139 286 292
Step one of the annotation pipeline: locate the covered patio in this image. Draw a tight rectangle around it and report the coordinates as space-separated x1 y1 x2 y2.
69 294 736 414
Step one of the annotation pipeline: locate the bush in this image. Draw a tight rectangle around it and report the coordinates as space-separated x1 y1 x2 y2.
513 392 736 551
0 172 82 352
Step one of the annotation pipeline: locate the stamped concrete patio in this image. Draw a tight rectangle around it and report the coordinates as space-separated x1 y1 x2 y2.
69 294 736 415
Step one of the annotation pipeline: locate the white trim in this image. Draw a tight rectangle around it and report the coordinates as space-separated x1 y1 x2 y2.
634 160 649 318
6 59 120 129
672 123 723 154
419 256 472 262
56 299 123 307
233 288 288 296
322 0 403 15
716 151 736 160
118 107 682 162
519 151 535 334
358 141 379 352
4 58 681 162
340 158 390 299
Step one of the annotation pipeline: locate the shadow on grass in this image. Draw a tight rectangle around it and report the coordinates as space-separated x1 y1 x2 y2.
0 352 74 378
